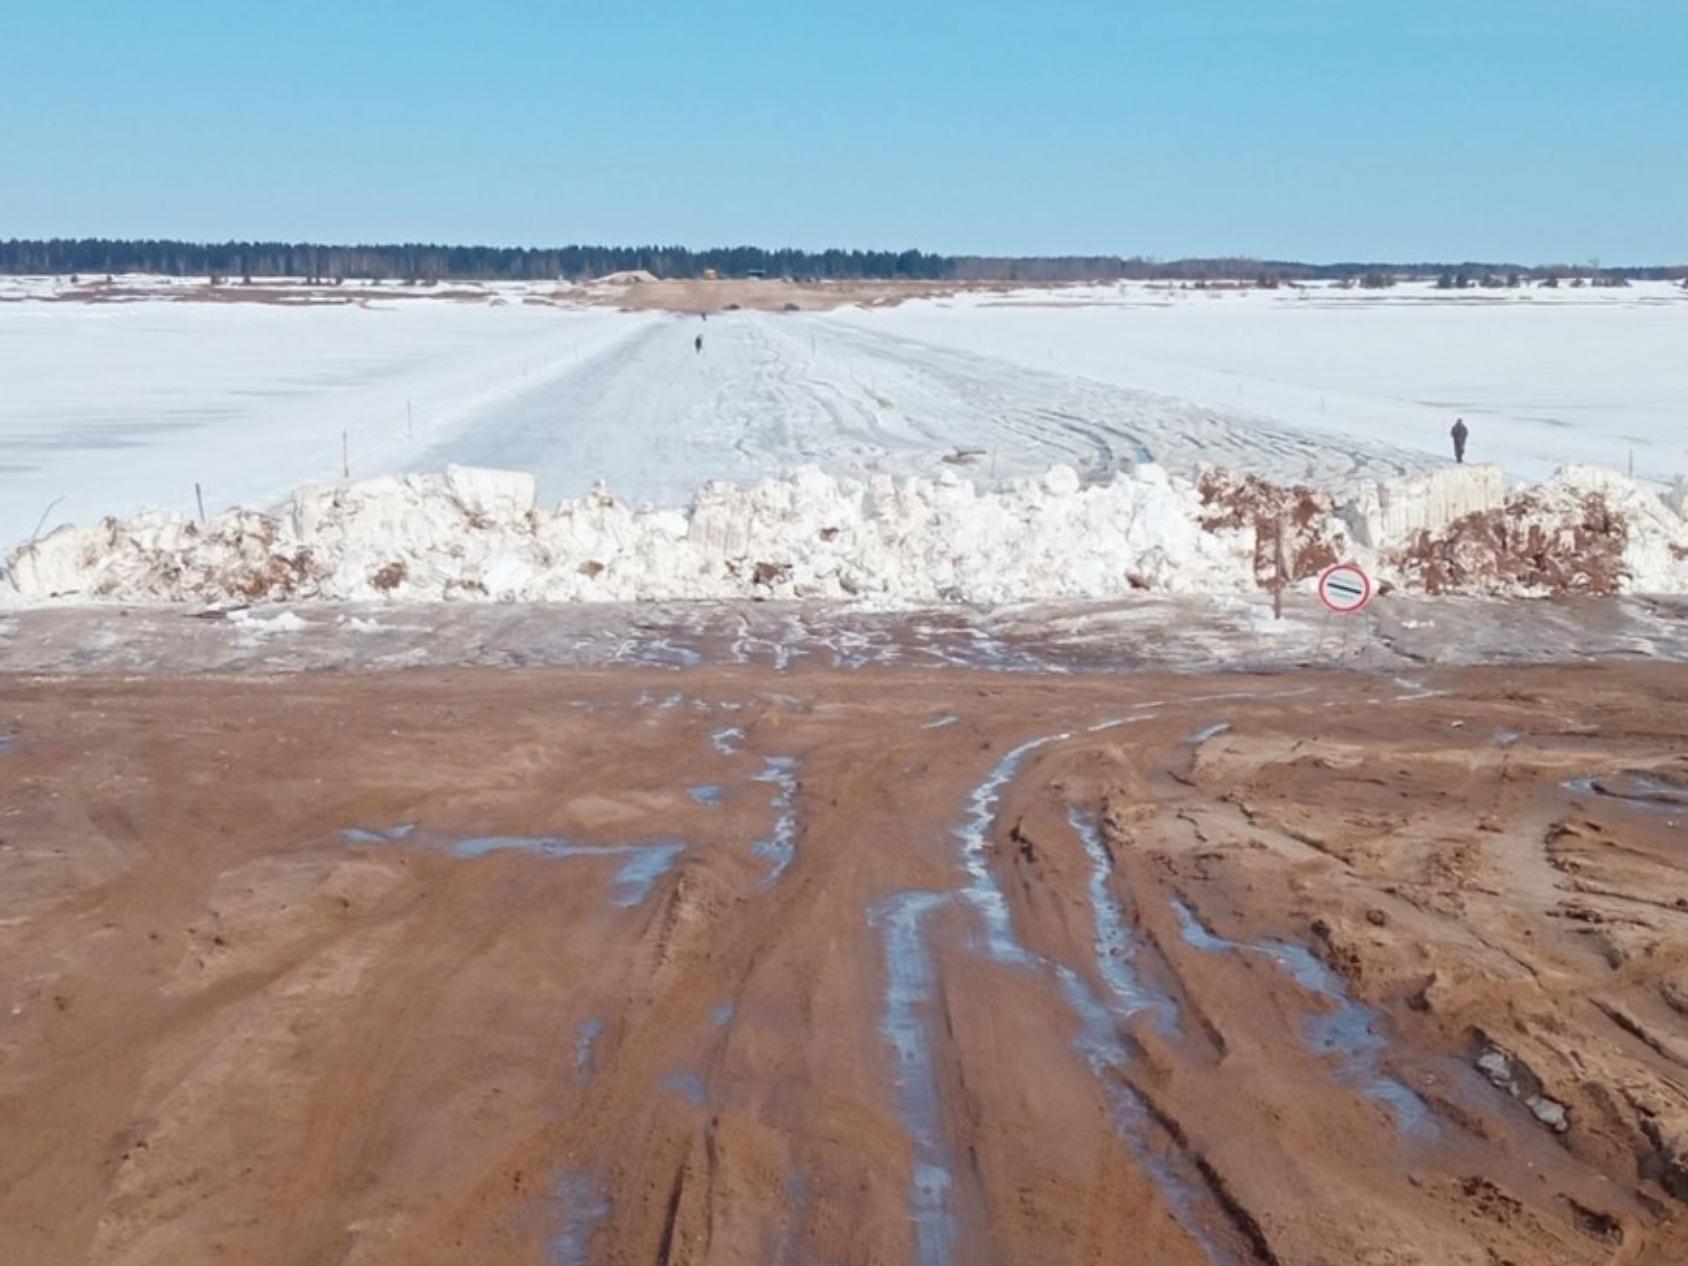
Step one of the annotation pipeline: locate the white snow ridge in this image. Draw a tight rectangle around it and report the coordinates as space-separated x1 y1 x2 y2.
4 460 1687 608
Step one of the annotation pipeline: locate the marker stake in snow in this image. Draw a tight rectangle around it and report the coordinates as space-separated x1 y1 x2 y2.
1317 562 1372 614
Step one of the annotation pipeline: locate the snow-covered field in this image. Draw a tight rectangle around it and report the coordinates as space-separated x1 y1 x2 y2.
4 278 1688 610
839 281 1688 487
0 295 653 546
4 278 1685 553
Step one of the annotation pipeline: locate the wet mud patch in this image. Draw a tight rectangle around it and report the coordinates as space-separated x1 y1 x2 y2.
870 891 956 1266
1172 899 1433 1137
750 757 800 884
7 662 1688 1266
452 837 684 907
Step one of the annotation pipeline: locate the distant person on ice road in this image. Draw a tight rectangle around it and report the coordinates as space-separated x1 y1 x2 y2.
695 334 704 354
1451 417 1469 463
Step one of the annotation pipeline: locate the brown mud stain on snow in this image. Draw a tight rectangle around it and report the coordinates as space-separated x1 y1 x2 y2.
1395 489 1629 596
1197 468 1341 585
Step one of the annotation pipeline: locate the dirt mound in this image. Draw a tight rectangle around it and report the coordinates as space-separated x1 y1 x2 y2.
1198 468 1343 585
1394 487 1628 595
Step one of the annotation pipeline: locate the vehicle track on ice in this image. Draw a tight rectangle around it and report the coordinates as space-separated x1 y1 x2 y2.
420 311 1424 511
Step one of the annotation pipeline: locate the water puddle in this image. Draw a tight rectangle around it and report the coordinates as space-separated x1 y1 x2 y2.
711 1001 736 1027
923 714 960 730
547 1172 609 1266
818 626 893 669
1171 899 1432 1136
342 821 681 907
772 1172 812 1266
661 1070 707 1106
451 837 683 907
616 635 701 669
1496 728 1521 747
870 891 956 1266
711 726 745 756
574 1018 603 1080
341 824 416 844
731 632 804 671
1068 811 1179 1032
687 784 723 806
955 733 1069 963
1055 963 1251 1266
751 757 800 884
908 624 1057 674
1187 721 1231 745
1566 772 1688 820
1087 717 1138 732
1391 677 1449 701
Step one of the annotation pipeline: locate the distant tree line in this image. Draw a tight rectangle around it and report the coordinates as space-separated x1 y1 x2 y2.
0 239 1682 284
0 240 953 282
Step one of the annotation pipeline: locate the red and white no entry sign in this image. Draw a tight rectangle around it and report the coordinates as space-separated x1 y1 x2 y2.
1317 562 1373 614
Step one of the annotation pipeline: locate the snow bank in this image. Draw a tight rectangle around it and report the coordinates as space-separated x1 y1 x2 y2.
1388 464 1688 596
1 463 1252 606
5 461 1687 608
1666 475 1688 520
1342 464 1507 548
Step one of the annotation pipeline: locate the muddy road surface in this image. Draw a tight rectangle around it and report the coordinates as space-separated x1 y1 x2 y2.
3 663 1687 1265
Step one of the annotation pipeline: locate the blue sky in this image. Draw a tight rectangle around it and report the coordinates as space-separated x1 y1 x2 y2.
4 1 1684 261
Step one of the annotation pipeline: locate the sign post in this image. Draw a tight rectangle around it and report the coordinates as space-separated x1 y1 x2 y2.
1315 562 1374 666
1317 562 1373 615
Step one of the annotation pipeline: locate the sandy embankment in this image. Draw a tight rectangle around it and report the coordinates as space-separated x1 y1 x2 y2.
2 661 1686 1264
10 273 1023 313
596 276 1022 313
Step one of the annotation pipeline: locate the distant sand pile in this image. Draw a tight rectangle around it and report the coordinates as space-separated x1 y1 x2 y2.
590 269 659 286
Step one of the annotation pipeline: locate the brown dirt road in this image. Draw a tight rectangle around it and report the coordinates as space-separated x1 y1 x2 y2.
3 662 1687 1265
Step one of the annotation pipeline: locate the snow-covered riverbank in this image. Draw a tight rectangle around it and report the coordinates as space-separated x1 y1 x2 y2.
7 459 1686 607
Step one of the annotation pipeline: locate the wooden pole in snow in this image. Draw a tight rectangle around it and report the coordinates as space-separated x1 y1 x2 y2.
1272 514 1287 620
28 496 64 547
195 482 206 525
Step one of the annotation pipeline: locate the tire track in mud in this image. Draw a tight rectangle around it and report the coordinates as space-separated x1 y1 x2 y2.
322 695 824 1264
10 667 1687 1266
867 683 1606 1265
519 681 1452 1263
873 729 1274 1265
1167 897 1434 1137
525 700 877 1265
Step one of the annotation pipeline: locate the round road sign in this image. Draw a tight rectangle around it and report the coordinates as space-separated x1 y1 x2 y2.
1317 562 1373 614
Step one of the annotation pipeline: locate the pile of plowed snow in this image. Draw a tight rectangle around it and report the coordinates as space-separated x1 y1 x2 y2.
4 461 1686 607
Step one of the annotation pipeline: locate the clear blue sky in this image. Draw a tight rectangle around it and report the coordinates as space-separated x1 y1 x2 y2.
5 0 1684 262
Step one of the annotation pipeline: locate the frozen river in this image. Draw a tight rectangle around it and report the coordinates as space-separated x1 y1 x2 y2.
2 279 1684 546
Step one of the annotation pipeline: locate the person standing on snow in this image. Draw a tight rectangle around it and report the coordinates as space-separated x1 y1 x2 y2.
1451 417 1469 463
695 333 704 354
